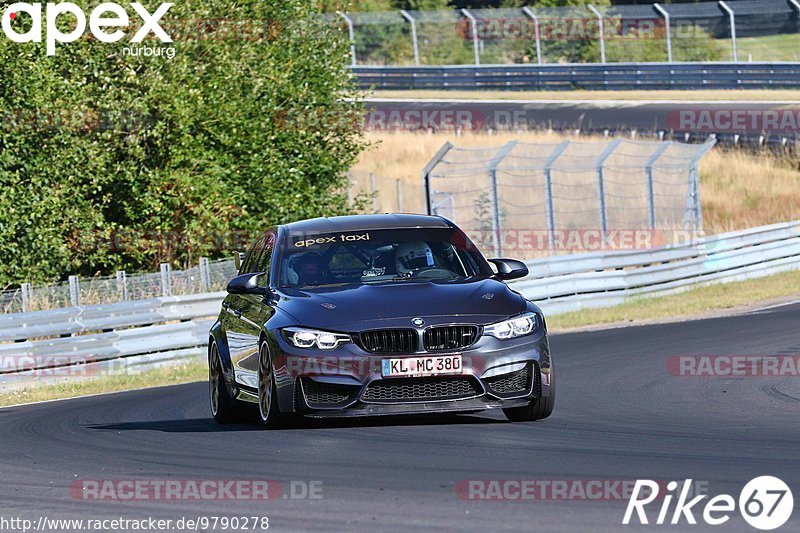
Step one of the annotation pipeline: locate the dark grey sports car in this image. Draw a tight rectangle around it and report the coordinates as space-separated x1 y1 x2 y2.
208 214 554 427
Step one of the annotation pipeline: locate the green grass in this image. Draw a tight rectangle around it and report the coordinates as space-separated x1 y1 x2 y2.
548 269 800 331
0 360 207 408
736 34 800 62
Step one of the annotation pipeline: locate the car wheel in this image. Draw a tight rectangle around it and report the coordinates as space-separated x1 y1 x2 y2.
258 341 287 428
209 341 240 423
503 366 556 422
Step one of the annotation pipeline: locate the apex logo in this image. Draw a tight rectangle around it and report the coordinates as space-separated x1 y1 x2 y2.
2 2 173 55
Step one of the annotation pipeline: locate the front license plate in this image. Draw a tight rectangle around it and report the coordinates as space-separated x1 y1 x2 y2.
381 355 462 377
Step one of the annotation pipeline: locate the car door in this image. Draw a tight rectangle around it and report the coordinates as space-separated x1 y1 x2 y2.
235 231 277 375
225 235 265 384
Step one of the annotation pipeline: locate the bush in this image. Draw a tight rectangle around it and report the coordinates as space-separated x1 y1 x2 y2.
0 0 367 286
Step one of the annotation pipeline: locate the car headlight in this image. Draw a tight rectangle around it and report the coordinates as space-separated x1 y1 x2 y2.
484 312 538 340
283 327 350 350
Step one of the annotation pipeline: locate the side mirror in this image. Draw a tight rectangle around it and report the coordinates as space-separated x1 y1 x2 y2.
227 272 269 295
488 258 529 281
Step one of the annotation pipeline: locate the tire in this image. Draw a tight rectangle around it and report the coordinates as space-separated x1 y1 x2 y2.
257 341 291 428
209 341 241 424
503 365 556 422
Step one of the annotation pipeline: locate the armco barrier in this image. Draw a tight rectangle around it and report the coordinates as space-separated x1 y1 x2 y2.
353 62 800 91
1 221 799 384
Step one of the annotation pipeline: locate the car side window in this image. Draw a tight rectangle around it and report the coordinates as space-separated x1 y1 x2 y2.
254 233 276 286
239 236 265 275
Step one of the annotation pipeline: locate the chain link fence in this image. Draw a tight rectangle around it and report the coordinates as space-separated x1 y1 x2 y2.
0 258 237 314
327 1 800 66
424 138 716 260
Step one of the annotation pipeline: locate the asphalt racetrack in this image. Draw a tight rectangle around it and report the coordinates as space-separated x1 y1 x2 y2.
2 303 799 532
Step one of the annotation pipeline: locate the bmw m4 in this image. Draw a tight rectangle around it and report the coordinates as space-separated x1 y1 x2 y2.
208 214 554 427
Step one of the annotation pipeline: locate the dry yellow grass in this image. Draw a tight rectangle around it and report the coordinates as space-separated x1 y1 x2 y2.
352 131 800 234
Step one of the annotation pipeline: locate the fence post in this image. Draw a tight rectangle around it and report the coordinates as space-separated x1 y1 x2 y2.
68 275 81 307
199 257 211 292
421 142 454 215
338 12 357 66
595 139 622 245
116 270 128 301
21 283 32 312
487 141 518 257
400 10 420 66
687 137 717 234
588 4 606 64
718 1 737 62
396 179 404 212
461 9 480 66
522 7 543 65
653 3 672 63
644 142 671 230
543 141 572 248
160 263 172 297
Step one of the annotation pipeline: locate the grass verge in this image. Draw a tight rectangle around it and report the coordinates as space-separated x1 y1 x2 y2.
0 360 207 408
370 89 800 102
548 269 800 332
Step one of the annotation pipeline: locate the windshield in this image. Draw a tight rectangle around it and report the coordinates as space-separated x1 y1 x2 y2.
278 227 490 288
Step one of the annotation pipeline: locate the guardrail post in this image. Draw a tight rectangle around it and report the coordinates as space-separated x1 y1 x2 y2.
370 172 377 213
644 142 671 230
160 263 172 297
487 141 518 257
653 3 672 63
595 139 622 245
422 142 454 215
338 12 357 66
522 7 543 65
461 9 481 66
400 10 420 66
199 257 211 292
68 276 81 307
718 1 737 62
588 4 606 64
543 141 571 248
116 270 128 301
21 283 32 312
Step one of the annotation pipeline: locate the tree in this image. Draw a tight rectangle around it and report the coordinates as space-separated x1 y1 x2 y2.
0 0 367 285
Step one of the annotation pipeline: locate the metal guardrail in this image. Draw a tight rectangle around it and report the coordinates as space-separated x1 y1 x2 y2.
1 221 798 384
353 62 800 91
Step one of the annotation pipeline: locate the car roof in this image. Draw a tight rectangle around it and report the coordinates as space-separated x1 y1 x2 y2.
282 214 453 234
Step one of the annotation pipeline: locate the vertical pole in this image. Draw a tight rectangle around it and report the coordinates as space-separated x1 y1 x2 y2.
644 142 670 231
522 7 542 65
400 10 420 66
21 282 32 313
199 257 211 292
160 263 172 297
461 9 480 66
588 5 606 64
338 12 357 66
595 139 622 245
346 172 352 207
542 141 571 250
687 138 717 234
68 275 81 307
718 1 737 62
421 142 454 216
116 270 128 301
653 3 672 63
396 179 404 212
370 172 377 213
487 141 518 258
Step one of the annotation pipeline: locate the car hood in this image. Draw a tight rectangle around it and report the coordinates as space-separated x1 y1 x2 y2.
276 278 527 331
